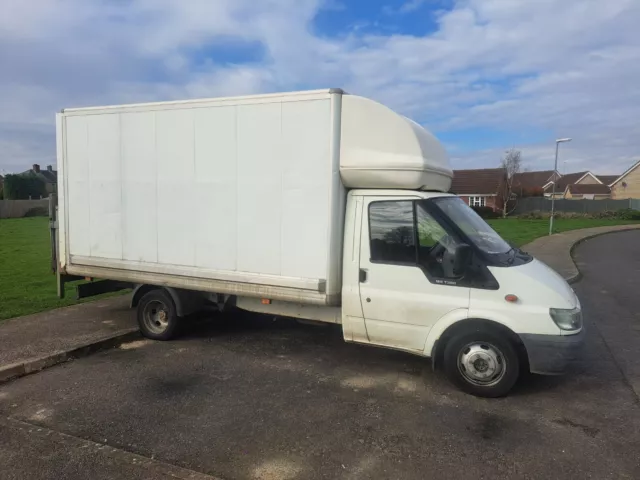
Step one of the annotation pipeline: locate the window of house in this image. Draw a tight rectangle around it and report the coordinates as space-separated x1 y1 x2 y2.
369 201 416 264
469 196 486 207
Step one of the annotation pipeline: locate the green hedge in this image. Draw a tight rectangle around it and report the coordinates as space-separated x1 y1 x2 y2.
472 206 501 219
3 174 46 200
516 209 640 220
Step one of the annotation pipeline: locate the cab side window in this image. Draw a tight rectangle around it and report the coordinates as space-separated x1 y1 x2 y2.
368 200 465 281
416 204 461 279
369 201 415 264
417 205 448 249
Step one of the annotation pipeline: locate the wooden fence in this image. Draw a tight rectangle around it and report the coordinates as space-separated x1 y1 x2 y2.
0 199 50 219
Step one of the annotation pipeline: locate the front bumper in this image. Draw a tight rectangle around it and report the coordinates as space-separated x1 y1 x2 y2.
521 328 586 375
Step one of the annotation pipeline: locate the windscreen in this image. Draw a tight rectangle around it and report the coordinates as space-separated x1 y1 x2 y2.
431 197 511 255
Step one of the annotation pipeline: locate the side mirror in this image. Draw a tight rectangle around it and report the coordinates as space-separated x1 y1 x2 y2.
452 244 472 276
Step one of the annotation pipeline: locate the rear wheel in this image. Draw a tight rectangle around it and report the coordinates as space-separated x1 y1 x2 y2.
443 331 520 397
137 290 179 341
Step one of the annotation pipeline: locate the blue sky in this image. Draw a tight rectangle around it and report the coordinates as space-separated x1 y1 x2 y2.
1 0 639 175
314 0 449 37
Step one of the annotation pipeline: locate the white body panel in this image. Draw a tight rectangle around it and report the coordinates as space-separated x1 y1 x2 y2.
357 194 470 352
340 96 452 191
59 90 344 303
421 258 578 356
342 190 579 359
58 89 453 305
468 260 575 336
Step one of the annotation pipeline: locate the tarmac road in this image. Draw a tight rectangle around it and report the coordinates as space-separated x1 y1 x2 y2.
1 230 640 480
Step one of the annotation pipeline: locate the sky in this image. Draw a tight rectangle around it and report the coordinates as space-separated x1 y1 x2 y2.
1 0 639 175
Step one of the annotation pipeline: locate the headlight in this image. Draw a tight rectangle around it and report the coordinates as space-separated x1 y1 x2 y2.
550 306 583 331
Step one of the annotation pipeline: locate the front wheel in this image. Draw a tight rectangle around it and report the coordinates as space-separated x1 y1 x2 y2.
443 331 520 397
137 290 179 341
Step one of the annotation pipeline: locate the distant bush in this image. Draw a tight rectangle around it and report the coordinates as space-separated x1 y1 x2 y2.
615 208 640 220
590 210 619 219
516 209 640 220
557 212 590 219
516 210 548 219
472 206 501 219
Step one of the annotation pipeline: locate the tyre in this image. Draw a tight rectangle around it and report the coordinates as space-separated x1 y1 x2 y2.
136 289 180 341
443 330 520 398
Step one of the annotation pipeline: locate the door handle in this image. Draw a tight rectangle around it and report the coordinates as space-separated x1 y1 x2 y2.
359 269 368 283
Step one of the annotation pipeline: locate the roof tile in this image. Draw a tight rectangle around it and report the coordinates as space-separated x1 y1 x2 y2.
551 172 590 191
512 170 557 189
596 175 618 185
451 168 506 195
567 183 611 195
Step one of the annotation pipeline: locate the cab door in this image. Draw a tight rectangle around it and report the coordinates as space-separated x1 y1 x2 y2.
358 197 470 353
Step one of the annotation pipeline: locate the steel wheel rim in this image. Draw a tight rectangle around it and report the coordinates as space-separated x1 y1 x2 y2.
457 342 506 387
142 300 170 334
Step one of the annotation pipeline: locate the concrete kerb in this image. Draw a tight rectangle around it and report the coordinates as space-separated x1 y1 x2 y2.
0 294 131 327
567 226 640 284
0 328 140 384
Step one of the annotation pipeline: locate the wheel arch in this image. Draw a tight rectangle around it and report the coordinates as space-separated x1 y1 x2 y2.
429 318 529 372
131 285 192 317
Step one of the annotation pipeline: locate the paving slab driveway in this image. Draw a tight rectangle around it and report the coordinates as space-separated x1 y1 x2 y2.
1 231 640 480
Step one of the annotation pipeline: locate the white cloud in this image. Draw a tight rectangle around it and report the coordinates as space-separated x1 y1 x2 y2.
1 0 639 175
383 0 442 15
400 0 429 13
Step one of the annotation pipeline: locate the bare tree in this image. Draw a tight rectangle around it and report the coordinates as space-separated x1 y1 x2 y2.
500 148 522 218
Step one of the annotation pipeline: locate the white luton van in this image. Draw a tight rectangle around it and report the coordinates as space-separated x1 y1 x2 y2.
53 89 584 397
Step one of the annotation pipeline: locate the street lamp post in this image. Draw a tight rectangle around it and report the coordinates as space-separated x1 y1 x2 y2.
549 138 572 235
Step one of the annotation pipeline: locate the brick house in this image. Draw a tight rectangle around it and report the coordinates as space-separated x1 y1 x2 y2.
553 163 640 200
609 160 640 199
450 168 508 212
512 170 560 197
543 171 602 198
564 183 612 200
514 168 634 200
453 160 640 206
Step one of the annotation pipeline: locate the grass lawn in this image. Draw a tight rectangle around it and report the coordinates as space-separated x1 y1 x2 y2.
487 218 640 247
1 215 638 320
0 216 124 321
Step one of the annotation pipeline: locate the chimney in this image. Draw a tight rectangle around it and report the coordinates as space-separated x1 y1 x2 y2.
32 164 40 173
47 165 53 172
